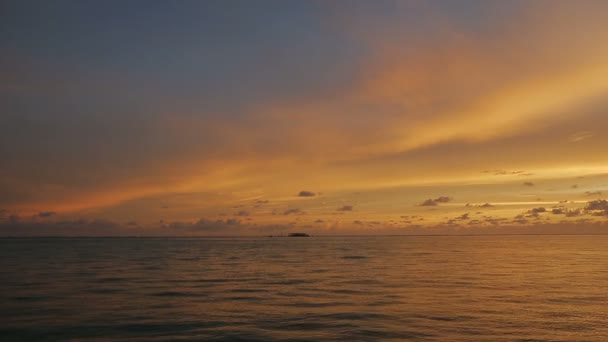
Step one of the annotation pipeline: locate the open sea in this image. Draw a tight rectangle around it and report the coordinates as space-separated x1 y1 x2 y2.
1 236 607 341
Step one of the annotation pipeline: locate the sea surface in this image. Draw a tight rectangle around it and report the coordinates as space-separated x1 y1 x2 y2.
1 236 608 341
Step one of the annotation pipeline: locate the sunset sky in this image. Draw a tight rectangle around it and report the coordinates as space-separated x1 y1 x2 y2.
2 0 608 235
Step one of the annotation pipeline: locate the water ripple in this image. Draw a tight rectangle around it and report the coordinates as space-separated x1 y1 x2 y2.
1 236 608 341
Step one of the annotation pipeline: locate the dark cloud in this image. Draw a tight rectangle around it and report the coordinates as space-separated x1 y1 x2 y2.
585 191 603 197
235 210 250 217
37 211 56 217
297 191 316 197
585 200 608 216
420 196 452 206
529 207 547 214
337 205 353 211
483 216 508 225
565 208 583 217
434 196 451 203
314 219 324 223
544 207 582 217
585 199 608 211
456 213 470 220
284 208 302 215
420 199 438 206
523 182 535 187
253 199 269 208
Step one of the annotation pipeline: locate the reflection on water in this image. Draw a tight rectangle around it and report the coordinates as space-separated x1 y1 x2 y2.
1 236 607 341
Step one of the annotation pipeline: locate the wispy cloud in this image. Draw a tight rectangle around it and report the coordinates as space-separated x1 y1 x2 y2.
569 131 593 143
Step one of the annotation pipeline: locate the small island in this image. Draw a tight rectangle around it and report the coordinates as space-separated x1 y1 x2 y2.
288 233 310 237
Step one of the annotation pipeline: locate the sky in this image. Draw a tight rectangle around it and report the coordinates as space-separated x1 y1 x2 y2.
1 0 608 236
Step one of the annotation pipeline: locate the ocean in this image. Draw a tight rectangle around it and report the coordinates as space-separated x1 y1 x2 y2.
1 236 607 341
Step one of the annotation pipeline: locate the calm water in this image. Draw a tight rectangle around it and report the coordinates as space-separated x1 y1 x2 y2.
1 236 607 341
